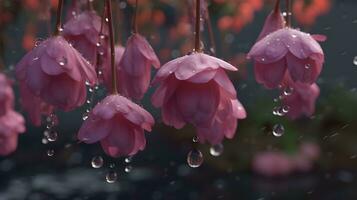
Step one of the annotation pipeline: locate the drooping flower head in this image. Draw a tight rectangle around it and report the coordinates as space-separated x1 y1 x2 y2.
0 73 14 116
151 52 246 145
78 95 154 157
16 36 97 112
118 34 160 100
247 0 326 89
0 110 26 156
280 74 320 120
63 10 109 65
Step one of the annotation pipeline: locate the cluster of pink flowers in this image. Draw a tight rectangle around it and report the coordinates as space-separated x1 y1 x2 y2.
0 0 326 159
247 0 325 119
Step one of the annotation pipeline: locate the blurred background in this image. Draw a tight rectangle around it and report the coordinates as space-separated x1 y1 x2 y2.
1 0 357 199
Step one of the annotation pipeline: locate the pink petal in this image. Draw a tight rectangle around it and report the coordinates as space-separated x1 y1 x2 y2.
254 58 286 89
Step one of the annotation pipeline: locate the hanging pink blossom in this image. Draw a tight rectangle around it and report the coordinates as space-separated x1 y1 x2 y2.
63 10 109 64
118 34 160 100
102 45 125 91
247 27 325 89
78 94 154 157
0 73 14 116
19 83 54 126
15 36 97 111
0 110 26 156
280 75 320 120
256 0 285 41
151 52 246 145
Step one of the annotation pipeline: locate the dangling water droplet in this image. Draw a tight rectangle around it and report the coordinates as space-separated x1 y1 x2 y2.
105 18 109 22
192 136 199 143
105 171 117 183
47 149 55 157
124 165 133 173
58 57 67 66
109 163 115 169
305 63 311 69
124 156 133 163
272 124 285 137
282 105 290 113
45 130 58 142
86 99 91 104
99 34 105 40
88 88 94 93
353 56 357 66
96 42 101 47
210 143 224 157
187 149 203 168
283 87 294 96
282 12 287 17
85 81 90 86
91 156 104 169
82 113 89 121
261 57 266 62
42 138 49 144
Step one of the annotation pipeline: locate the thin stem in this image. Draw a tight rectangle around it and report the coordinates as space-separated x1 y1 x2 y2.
54 0 64 35
87 0 94 10
131 0 139 34
206 8 216 55
194 0 201 52
106 0 118 94
274 0 281 13
286 0 292 27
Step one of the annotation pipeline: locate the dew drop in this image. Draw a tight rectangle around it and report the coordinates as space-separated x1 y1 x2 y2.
353 56 357 66
283 87 294 96
47 149 55 157
42 138 49 144
88 88 94 93
91 156 104 169
86 99 91 104
105 171 117 183
85 81 90 86
124 165 133 173
96 42 101 47
82 113 89 121
58 57 67 66
272 124 285 137
305 63 311 69
124 156 133 163
192 136 199 143
45 130 58 142
282 105 290 113
187 149 203 168
210 143 224 157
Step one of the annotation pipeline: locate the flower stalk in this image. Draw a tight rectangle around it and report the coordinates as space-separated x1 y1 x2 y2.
194 0 202 52
105 0 118 94
132 0 139 34
54 0 64 35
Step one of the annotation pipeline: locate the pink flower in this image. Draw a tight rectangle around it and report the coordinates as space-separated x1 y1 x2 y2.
252 152 294 177
247 27 325 89
78 94 154 157
63 10 109 64
118 34 160 100
102 45 125 91
151 52 246 145
0 110 26 156
256 0 285 41
280 75 320 120
15 36 97 111
0 73 14 116
19 83 54 126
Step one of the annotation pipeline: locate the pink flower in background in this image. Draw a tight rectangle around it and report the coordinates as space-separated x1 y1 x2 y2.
252 152 294 177
0 110 26 156
151 52 246 145
281 74 320 120
0 73 14 116
78 94 154 157
15 36 97 111
118 34 160 100
102 45 125 91
256 0 285 41
247 28 325 89
19 83 54 126
63 10 109 64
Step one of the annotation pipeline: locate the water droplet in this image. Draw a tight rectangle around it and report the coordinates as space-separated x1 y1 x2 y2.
109 163 115 168
45 130 58 142
282 105 290 113
261 57 266 62
89 88 94 93
42 138 48 144
85 81 90 86
187 149 203 168
283 87 294 96
86 99 91 104
192 136 199 143
82 113 89 121
105 18 109 22
124 165 133 173
272 124 285 137
47 149 55 157
125 156 133 163
96 42 101 47
91 156 104 169
99 34 105 40
105 171 117 183
353 56 357 66
291 34 297 38
210 143 224 157
58 57 67 66
282 12 287 17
